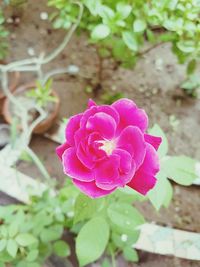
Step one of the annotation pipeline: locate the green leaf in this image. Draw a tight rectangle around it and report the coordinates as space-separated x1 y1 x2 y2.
6 239 18 258
91 24 110 40
53 240 70 257
74 194 95 224
123 247 138 262
0 262 5 267
122 31 138 52
115 187 144 203
16 261 40 267
0 251 13 262
15 233 38 247
107 203 145 233
148 172 172 211
149 124 168 158
116 3 132 19
40 225 63 242
9 222 19 238
177 41 196 53
102 258 111 267
0 226 8 238
26 250 39 262
0 239 7 252
133 19 146 32
163 179 173 208
112 231 140 248
53 18 66 29
84 0 102 16
76 217 109 266
187 59 197 75
98 5 115 21
146 29 155 43
163 156 197 185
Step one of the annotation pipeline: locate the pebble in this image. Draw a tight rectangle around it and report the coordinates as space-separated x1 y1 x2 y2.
27 47 35 56
40 12 48 21
67 65 79 75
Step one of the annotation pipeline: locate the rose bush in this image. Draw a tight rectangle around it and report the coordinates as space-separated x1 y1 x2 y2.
57 98 162 198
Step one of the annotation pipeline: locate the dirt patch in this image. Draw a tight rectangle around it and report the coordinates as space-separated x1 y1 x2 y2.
0 1 200 266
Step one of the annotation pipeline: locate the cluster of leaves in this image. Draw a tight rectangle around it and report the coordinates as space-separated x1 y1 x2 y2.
0 9 9 60
26 79 58 108
148 124 198 211
74 188 145 266
48 0 200 69
181 74 200 97
0 179 145 267
0 186 75 267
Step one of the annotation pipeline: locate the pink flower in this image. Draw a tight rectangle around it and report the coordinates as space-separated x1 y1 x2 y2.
56 98 162 198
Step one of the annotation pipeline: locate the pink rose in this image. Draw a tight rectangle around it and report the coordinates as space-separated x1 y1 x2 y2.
56 98 161 198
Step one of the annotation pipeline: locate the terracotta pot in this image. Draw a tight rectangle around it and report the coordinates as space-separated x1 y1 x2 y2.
0 61 20 114
2 82 60 134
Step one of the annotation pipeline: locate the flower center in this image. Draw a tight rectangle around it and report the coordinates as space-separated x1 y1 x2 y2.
98 139 116 155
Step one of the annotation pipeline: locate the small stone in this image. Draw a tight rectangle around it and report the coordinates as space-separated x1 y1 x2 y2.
175 206 180 212
7 17 13 24
111 85 117 91
152 88 158 94
67 65 79 75
10 33 16 40
40 12 48 20
15 17 20 24
155 58 164 71
27 47 35 56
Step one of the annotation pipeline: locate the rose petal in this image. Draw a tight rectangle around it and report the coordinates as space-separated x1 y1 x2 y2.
73 179 115 198
74 128 88 147
66 114 82 146
128 143 159 195
87 132 107 160
56 142 70 160
62 148 94 182
138 143 160 175
77 141 95 169
88 99 97 108
86 112 116 139
113 148 132 174
117 126 146 169
112 98 148 133
144 134 162 151
81 105 119 128
128 172 156 195
119 160 136 185
95 155 120 190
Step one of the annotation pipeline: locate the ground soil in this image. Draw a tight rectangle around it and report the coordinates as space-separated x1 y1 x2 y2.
0 1 200 267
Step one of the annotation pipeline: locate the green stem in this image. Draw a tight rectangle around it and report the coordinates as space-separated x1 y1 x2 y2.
111 253 117 267
25 147 51 181
110 248 117 267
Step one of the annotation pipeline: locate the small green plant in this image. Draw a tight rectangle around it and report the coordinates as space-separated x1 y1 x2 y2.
26 79 57 108
100 91 124 104
48 0 200 69
181 74 200 97
0 9 9 60
0 189 72 267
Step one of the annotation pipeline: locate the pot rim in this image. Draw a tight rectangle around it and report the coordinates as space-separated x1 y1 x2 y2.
2 81 60 133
